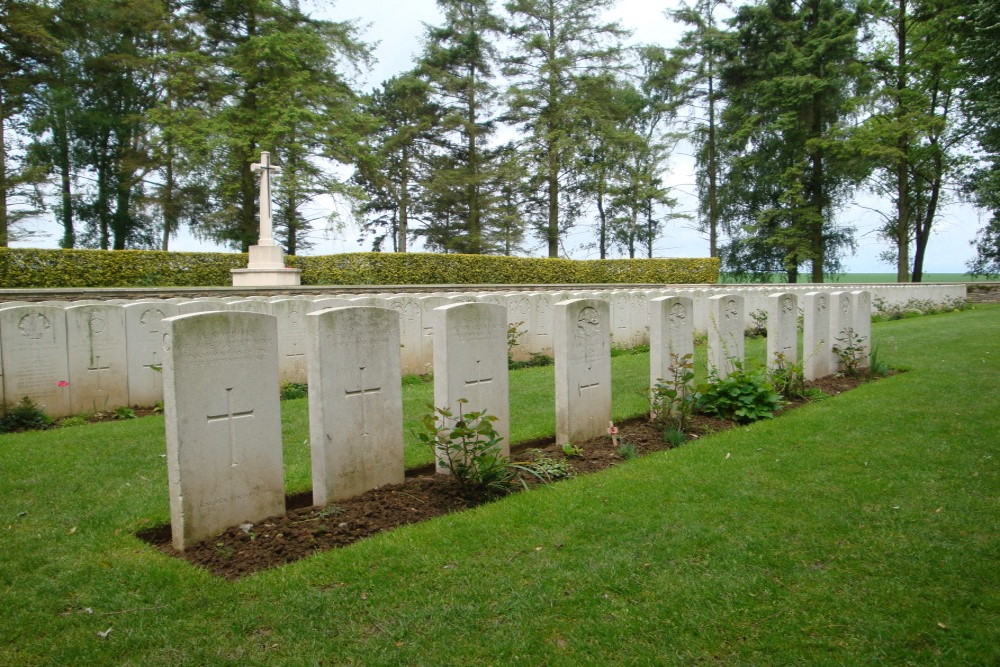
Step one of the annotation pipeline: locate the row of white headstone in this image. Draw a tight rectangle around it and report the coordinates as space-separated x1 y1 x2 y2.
0 283 912 419
163 290 871 550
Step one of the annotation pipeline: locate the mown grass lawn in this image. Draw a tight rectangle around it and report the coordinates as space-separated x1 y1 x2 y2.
1 305 997 664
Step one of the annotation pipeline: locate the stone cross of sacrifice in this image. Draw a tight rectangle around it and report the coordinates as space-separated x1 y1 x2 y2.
251 151 282 247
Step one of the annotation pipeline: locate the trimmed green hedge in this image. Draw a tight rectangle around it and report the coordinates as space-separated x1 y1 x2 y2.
292 253 719 285
0 248 719 288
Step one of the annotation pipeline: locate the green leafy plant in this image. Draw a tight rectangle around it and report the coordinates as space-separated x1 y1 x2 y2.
617 441 638 460
0 397 53 433
662 428 686 446
513 450 573 483
415 400 514 497
650 352 698 434
768 353 810 400
56 416 89 428
113 406 137 420
509 352 554 370
745 309 768 338
402 373 433 386
560 442 584 458
280 382 309 400
697 364 784 424
867 343 891 379
832 328 867 377
611 343 650 357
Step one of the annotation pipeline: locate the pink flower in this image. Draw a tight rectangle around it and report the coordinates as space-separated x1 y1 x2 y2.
57 380 69 387
607 425 618 435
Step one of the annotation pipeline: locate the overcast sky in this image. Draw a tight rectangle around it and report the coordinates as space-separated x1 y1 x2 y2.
17 0 984 273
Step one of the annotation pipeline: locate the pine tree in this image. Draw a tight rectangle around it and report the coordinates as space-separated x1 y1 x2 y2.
504 0 628 257
0 0 60 246
670 0 730 258
416 0 506 254
719 0 871 282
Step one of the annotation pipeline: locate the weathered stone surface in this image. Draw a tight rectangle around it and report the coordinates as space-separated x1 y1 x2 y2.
124 301 179 407
307 307 404 504
270 298 315 384
707 294 744 379
555 298 611 445
766 292 798 370
385 296 423 376
803 291 832 380
649 295 694 390
162 311 284 551
0 306 71 417
65 304 128 414
432 302 510 472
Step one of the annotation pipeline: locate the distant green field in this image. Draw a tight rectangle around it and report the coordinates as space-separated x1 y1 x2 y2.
719 272 991 284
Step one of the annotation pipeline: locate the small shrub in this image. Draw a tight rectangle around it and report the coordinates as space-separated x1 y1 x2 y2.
415 400 514 497
867 343 891 379
768 353 809 400
509 352 554 370
280 382 308 400
662 428 686 446
56 416 89 428
617 441 638 460
560 442 584 458
697 364 784 424
113 406 137 420
402 373 433 386
745 309 768 338
1 397 53 433
650 352 697 434
611 343 650 357
832 328 867 377
513 451 573 483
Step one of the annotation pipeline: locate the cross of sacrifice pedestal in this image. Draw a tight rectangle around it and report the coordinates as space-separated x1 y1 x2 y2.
250 151 282 247
206 387 255 467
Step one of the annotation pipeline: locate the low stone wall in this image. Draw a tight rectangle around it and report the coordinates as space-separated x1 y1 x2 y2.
966 283 1000 303
0 281 970 304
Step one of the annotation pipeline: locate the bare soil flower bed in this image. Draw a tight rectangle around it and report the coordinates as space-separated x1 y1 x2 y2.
139 374 868 580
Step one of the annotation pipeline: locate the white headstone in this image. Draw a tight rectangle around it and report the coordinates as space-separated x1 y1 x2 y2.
629 291 650 347
226 299 270 314
555 298 611 445
505 293 533 362
176 301 227 315
385 296 423 376
433 302 510 472
802 291 831 380
828 291 853 372
850 290 872 369
650 295 695 389
270 298 315 384
0 306 71 417
307 307 404 504
418 296 448 373
162 311 284 551
66 304 128 414
529 291 560 356
124 301 179 407
707 294 744 379
766 292 798 370
609 292 631 348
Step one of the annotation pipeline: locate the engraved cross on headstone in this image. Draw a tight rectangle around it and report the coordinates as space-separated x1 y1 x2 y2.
206 387 255 467
88 354 111 389
250 151 282 247
344 366 381 437
465 360 493 388
578 365 600 396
